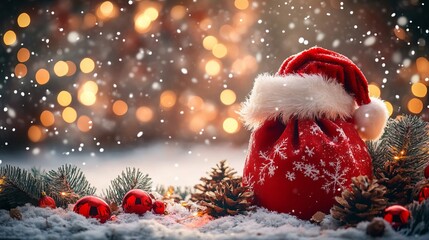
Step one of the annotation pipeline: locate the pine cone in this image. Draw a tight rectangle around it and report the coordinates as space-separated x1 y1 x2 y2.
191 160 237 202
331 175 387 226
413 179 429 202
376 161 414 205
200 178 254 218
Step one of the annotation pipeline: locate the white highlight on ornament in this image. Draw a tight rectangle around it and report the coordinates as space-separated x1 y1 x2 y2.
353 97 388 140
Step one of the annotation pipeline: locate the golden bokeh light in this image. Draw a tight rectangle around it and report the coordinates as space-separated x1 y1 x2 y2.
17 13 31 28
187 95 204 110
171 5 186 20
160 90 177 109
62 107 77 123
57 91 72 107
14 63 27 78
135 14 152 33
136 106 154 123
220 89 237 105
202 36 218 50
17 48 30 62
212 43 228 58
28 125 44 142
408 98 423 114
35 68 50 85
205 60 221 76
80 57 95 73
82 81 99 94
416 57 429 76
78 91 97 106
77 115 93 132
189 115 207 133
223 117 239 134
411 82 427 97
84 13 97 28
66 61 77 76
368 84 381 98
97 1 117 19
40 110 55 127
112 100 128 116
144 7 159 21
3 30 17 46
54 60 69 77
234 0 249 10
384 101 394 117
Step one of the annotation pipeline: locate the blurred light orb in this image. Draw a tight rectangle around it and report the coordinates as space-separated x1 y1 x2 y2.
40 110 55 127
223 118 239 134
35 68 50 85
3 30 16 45
205 60 221 76
160 90 177 109
28 125 43 142
14 63 27 78
57 91 72 107
171 5 186 20
54 61 69 77
212 43 228 58
62 107 77 123
17 13 31 28
234 0 249 10
135 14 152 33
99 1 114 17
368 84 381 98
203 36 218 50
66 61 77 76
220 89 237 105
144 7 159 21
17 48 30 62
80 58 95 73
82 81 99 94
78 91 97 106
411 82 427 97
384 101 394 117
77 115 93 132
112 100 128 116
408 98 423 114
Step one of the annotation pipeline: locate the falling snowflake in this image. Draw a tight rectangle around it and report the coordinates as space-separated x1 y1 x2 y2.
322 159 350 194
310 124 321 135
258 151 278 185
305 146 315 157
273 138 288 160
285 171 296 181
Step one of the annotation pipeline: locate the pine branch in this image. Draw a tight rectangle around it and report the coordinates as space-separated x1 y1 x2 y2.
0 165 44 210
45 164 96 208
401 200 429 236
103 167 152 205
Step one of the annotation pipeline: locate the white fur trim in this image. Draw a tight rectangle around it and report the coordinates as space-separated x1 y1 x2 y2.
239 73 355 129
353 97 389 140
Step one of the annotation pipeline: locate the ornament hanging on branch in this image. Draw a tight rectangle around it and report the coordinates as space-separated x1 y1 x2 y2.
38 192 56 209
413 179 429 203
73 196 111 223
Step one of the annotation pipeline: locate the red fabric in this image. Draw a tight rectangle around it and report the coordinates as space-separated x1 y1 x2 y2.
278 47 371 106
242 117 372 219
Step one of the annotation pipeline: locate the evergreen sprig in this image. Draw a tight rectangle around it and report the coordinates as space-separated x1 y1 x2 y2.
401 200 429 236
103 167 152 205
0 165 43 210
45 164 96 208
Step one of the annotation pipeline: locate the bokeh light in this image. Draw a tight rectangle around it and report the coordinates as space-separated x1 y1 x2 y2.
3 30 17 45
112 100 128 116
28 125 44 142
203 36 218 50
17 48 30 62
170 5 186 20
57 91 72 107
136 106 154 123
212 43 228 58
411 82 427 98
66 61 77 76
160 90 177 109
62 107 77 123
80 58 95 73
35 68 50 85
384 101 394 117
234 0 249 10
408 98 423 114
77 115 93 132
220 89 237 105
40 110 55 127
17 13 31 28
97 1 118 20
223 118 239 134
205 60 221 76
368 84 381 98
14 63 27 78
54 61 69 77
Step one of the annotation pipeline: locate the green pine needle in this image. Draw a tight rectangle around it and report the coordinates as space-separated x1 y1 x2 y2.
401 200 429 236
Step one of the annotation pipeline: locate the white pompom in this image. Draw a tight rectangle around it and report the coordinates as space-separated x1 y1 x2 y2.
353 97 389 140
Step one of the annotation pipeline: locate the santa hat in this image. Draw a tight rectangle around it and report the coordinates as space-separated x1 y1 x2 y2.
240 47 389 140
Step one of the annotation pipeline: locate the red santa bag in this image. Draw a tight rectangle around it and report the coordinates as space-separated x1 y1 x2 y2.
240 47 388 220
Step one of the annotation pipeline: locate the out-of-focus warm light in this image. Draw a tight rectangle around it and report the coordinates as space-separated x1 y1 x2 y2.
416 57 429 76
40 110 55 127
171 5 186 20
54 61 69 77
78 91 97 106
112 100 128 116
187 95 204 110
368 84 381 98
28 125 43 142
35 68 50 85
3 30 17 45
57 91 72 107
82 81 99 94
203 102 218 121
62 107 77 123
136 106 154 123
84 13 97 28
408 98 423 114
411 82 427 97
14 63 27 78
234 0 249 10
212 43 228 58
199 18 212 31
205 60 221 76
220 89 237 105
97 1 117 19
160 90 177 109
203 36 218 50
66 61 77 76
17 13 31 28
393 27 407 41
17 48 30 62
189 115 207 133
223 118 239 134
145 7 159 21
135 14 152 33
77 115 93 132
384 101 393 117
80 57 95 73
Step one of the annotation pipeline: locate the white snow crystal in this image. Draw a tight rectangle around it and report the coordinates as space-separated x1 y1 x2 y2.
364 36 376 46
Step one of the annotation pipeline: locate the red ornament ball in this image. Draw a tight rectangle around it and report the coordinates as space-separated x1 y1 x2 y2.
424 165 429 179
38 192 56 209
152 200 166 214
418 186 429 203
73 196 111 223
122 189 152 215
383 205 410 230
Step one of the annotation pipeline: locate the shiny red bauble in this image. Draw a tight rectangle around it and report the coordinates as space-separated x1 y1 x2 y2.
73 196 111 223
424 165 429 179
122 189 152 215
418 186 429 203
38 192 56 209
152 200 166 214
383 205 410 230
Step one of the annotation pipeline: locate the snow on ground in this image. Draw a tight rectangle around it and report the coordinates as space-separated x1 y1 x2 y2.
0 203 417 240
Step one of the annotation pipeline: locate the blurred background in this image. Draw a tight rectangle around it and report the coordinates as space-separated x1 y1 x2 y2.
0 0 428 157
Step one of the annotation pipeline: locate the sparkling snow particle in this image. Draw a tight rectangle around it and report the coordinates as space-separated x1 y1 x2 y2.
181 68 188 74
67 31 80 43
364 36 376 46
137 131 143 137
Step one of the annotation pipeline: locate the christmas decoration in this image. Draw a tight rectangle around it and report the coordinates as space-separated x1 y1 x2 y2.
38 192 56 209
401 200 429 236
122 189 153 215
73 196 111 223
383 205 410 230
366 218 385 237
156 185 192 203
103 168 152 206
191 160 236 202
331 176 387 226
424 165 429 179
413 179 429 203
199 178 254 218
418 187 429 203
240 47 388 219
9 208 22 220
152 200 166 215
309 211 326 224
